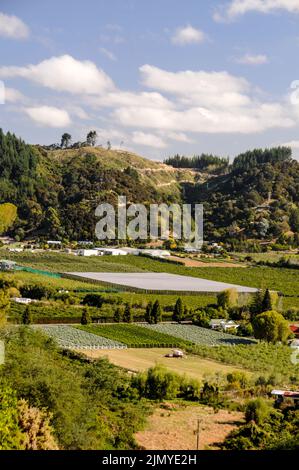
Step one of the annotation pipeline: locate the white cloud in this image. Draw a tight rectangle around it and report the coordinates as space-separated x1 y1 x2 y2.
113 64 294 135
91 90 174 109
4 87 26 103
0 12 29 39
236 53 269 65
0 55 114 94
140 64 251 107
24 106 71 127
132 131 167 148
214 0 299 22
171 25 206 45
99 47 117 61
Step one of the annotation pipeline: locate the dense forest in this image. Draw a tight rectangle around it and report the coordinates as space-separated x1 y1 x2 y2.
164 153 229 173
0 129 299 248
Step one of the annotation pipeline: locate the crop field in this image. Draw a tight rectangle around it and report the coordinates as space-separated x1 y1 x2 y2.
140 324 256 346
82 348 249 381
3 250 299 310
32 325 126 349
189 342 299 384
77 324 190 348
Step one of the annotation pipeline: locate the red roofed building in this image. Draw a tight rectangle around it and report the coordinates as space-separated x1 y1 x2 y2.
290 325 299 339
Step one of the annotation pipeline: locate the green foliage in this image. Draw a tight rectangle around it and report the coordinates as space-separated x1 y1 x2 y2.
253 310 290 343
217 288 238 309
123 303 133 323
0 203 17 235
245 398 271 425
145 301 154 324
0 288 9 327
22 306 32 325
164 154 229 172
151 300 162 324
173 298 184 323
80 308 91 325
132 364 201 401
0 385 23 450
82 294 104 308
113 307 122 323
0 327 148 449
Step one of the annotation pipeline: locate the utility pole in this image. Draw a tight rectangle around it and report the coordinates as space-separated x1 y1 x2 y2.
196 419 200 450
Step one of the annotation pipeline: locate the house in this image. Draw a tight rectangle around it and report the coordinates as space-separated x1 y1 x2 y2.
0 260 17 271
271 390 299 405
77 249 100 257
11 297 33 305
290 325 299 339
47 240 62 246
209 319 239 332
96 248 127 256
0 236 14 245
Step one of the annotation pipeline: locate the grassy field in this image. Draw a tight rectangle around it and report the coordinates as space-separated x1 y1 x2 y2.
77 324 190 348
80 348 249 381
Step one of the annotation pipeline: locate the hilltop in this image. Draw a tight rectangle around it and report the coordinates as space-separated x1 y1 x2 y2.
0 129 298 249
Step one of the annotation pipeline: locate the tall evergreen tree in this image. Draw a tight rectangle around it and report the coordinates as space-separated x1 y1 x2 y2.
113 307 122 323
262 289 272 312
123 303 133 323
152 300 162 324
80 308 91 325
145 301 153 324
173 298 184 323
22 306 32 325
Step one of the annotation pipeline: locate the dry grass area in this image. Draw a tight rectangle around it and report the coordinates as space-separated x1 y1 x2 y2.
169 256 244 268
135 403 244 450
80 348 248 381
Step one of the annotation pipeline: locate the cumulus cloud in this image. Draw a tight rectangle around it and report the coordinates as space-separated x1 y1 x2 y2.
132 131 167 148
214 0 299 22
0 55 114 94
171 25 206 45
24 106 71 127
236 53 269 65
0 12 29 39
112 64 294 135
140 64 251 107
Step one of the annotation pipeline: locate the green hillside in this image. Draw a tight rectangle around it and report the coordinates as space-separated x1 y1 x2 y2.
1 129 299 248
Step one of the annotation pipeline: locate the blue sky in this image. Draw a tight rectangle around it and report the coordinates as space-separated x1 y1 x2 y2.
0 0 299 160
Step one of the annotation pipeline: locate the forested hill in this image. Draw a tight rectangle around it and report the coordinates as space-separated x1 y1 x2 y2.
0 129 197 240
184 147 299 249
0 129 299 247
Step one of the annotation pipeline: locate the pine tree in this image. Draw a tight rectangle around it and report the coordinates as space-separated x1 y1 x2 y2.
145 301 153 324
152 300 162 324
262 289 272 312
81 308 91 325
173 298 184 323
123 303 133 323
113 307 122 323
22 306 32 325
250 290 264 319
